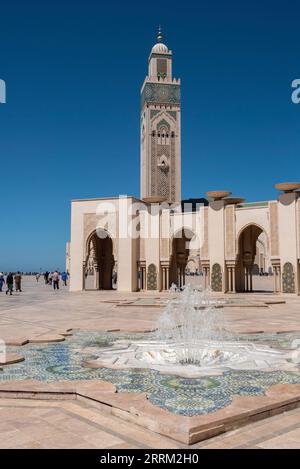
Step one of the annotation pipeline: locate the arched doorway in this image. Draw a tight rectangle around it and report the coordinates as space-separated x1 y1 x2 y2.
170 229 201 288
235 224 273 292
84 230 116 290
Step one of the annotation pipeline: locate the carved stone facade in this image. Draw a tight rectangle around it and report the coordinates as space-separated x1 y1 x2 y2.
270 202 279 257
225 205 235 259
201 207 209 260
140 31 181 203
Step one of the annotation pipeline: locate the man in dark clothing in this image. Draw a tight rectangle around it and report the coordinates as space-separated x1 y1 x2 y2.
14 272 22 292
6 273 14 295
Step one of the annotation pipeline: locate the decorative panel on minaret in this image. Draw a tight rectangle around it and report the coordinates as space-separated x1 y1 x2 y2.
140 28 181 204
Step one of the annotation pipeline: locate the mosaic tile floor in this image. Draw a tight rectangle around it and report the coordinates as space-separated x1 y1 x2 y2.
1 331 300 417
122 297 264 307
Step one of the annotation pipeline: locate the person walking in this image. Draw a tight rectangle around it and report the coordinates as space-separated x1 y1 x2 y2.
36 273 40 282
44 271 49 284
14 272 22 292
52 271 60 290
0 273 4 292
5 273 14 295
48 272 52 285
61 271 68 286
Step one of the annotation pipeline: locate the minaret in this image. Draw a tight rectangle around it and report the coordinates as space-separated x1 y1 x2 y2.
140 27 181 203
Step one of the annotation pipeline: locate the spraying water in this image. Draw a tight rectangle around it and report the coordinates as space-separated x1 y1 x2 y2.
157 284 225 364
86 284 300 377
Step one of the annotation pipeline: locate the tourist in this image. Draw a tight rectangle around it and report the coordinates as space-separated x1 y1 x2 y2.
61 271 68 286
0 272 4 292
14 272 22 292
112 270 118 288
36 273 40 282
5 273 14 295
44 271 49 284
48 272 52 285
52 270 60 290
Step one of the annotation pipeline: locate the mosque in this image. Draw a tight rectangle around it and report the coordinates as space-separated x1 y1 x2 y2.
68 29 300 295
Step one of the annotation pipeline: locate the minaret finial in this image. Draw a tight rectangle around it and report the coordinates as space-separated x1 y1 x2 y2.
157 25 163 43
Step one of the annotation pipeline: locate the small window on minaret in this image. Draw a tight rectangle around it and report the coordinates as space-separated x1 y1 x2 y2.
157 59 167 79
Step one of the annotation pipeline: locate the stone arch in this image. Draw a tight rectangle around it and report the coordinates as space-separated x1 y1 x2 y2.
84 228 116 290
282 262 295 293
186 257 197 274
169 228 200 288
235 223 272 292
236 222 270 254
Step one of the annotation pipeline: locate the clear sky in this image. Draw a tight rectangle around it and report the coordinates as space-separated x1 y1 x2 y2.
0 0 299 272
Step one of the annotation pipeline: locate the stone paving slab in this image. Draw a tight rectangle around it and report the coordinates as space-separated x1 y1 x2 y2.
1 378 300 444
0 354 24 365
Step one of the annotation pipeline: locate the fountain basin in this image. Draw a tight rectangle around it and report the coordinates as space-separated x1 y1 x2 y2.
85 338 300 378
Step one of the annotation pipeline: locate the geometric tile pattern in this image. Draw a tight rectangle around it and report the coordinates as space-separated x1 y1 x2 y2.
211 263 223 292
282 262 295 293
147 264 157 290
1 331 300 417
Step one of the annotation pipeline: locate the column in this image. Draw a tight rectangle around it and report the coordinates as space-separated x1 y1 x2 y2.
232 266 236 293
273 266 277 292
245 267 248 292
95 266 100 290
166 266 169 290
228 267 232 292
162 267 166 291
82 261 86 290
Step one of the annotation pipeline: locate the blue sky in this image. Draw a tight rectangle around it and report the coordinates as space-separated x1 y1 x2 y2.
0 0 299 271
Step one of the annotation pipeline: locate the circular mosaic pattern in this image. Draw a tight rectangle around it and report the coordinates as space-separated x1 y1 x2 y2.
1 331 300 417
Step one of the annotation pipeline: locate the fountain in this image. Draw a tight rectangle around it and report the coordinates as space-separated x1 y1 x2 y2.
86 284 300 378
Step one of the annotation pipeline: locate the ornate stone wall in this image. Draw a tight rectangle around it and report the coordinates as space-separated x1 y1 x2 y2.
225 205 235 259
270 202 279 257
149 112 177 201
141 83 180 108
201 208 209 260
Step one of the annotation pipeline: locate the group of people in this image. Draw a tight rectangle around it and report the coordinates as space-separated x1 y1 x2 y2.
43 271 69 290
0 270 69 296
0 272 22 295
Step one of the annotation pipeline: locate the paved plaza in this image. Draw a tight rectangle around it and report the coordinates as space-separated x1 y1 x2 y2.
1 277 300 448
